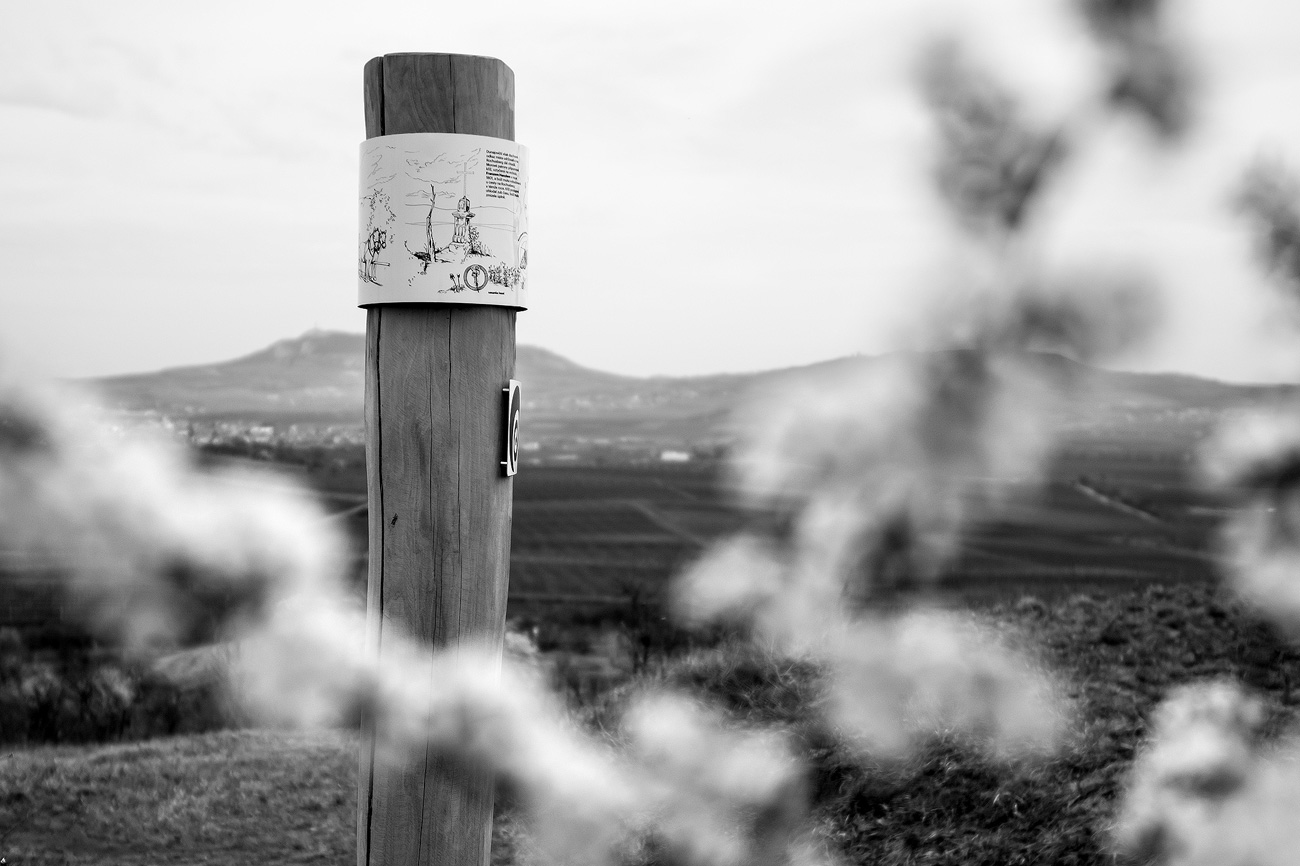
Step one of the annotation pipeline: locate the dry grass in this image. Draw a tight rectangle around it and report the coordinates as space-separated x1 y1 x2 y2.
0 729 356 865
0 728 531 866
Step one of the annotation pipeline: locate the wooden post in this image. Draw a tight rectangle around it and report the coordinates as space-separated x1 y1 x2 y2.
359 53 516 866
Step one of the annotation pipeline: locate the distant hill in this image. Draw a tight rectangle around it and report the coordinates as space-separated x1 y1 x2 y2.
91 330 366 423
85 329 1300 450
86 329 794 445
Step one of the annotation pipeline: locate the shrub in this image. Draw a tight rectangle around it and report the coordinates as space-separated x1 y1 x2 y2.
0 646 241 746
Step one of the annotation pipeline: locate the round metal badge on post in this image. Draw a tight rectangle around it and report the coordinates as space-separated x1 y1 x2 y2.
502 379 521 477
358 53 524 866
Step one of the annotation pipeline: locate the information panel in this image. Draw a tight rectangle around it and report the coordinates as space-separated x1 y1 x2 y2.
358 133 529 308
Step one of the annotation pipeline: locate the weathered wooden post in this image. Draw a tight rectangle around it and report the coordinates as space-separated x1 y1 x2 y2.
358 53 525 866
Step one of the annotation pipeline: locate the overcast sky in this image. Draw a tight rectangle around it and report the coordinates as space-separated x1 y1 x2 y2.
3 0 1300 382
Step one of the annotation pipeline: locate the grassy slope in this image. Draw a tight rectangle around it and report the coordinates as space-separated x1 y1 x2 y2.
0 733 528 866
0 730 357 865
3 583 1298 866
623 582 1300 866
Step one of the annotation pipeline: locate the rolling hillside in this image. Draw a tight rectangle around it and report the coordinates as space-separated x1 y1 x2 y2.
85 330 810 446
85 329 1300 450
29 330 1300 625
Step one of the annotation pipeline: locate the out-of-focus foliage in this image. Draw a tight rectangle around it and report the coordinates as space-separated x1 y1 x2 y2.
919 40 1067 236
0 360 836 866
1078 0 1194 140
1200 406 1300 628
919 0 1194 242
238 601 826 866
0 2 1263 865
659 582 1300 866
673 280 1157 774
6 7 1182 858
1235 158 1300 300
824 610 1064 760
1108 62 1300 866
0 367 343 652
1193 166 1300 634
673 251 1157 776
1113 680 1300 866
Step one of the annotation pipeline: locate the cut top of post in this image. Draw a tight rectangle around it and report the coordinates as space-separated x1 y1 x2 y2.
365 54 514 140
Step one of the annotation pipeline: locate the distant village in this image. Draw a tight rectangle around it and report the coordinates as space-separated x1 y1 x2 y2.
106 409 725 468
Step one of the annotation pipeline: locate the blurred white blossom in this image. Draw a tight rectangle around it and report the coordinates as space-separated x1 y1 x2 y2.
727 349 1056 604
1216 504 1300 630
1200 405 1300 628
826 611 1064 760
1111 682 1300 866
623 693 808 866
0 367 344 651
676 351 1072 762
674 270 1160 768
0 357 845 866
1125 291 1300 864
240 601 818 866
1112 96 1300 866
1201 405 1300 492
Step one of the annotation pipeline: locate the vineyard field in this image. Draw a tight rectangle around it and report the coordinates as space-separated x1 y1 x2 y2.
0 443 1235 638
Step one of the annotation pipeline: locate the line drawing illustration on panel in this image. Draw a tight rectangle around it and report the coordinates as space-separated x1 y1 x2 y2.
358 133 529 307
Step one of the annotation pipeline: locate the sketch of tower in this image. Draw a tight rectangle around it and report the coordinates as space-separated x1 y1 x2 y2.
451 195 475 245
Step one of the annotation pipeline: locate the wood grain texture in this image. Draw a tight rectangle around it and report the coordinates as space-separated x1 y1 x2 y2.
362 57 385 143
359 54 516 866
359 307 383 866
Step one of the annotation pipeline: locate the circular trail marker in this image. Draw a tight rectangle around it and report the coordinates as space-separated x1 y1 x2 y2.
502 380 521 477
